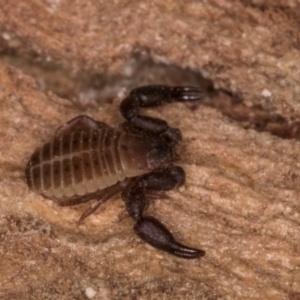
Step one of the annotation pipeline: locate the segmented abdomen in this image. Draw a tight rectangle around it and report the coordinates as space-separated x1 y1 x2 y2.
25 127 149 199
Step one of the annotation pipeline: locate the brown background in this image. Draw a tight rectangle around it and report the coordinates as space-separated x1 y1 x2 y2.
0 1 300 299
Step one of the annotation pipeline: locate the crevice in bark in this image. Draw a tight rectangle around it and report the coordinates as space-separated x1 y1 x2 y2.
1 47 300 140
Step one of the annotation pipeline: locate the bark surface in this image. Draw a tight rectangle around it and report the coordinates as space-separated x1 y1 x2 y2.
0 1 300 299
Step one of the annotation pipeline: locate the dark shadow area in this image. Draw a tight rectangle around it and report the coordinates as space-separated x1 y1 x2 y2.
1 40 300 140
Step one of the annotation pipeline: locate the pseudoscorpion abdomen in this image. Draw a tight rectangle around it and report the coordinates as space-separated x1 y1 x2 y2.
26 127 149 199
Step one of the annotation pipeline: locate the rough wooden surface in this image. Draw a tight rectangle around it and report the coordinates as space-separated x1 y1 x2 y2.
1 0 300 114
0 1 300 299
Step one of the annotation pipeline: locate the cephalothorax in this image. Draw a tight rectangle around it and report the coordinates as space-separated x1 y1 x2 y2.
26 85 205 259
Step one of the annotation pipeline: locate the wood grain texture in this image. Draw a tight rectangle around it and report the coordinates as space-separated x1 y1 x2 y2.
0 0 300 298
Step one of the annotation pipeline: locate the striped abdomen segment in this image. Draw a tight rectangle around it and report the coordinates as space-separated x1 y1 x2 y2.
26 127 150 200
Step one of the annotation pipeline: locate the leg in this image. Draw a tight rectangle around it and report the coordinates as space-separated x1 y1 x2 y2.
55 115 110 138
120 85 202 137
58 189 108 207
122 164 205 259
77 182 123 224
59 182 123 224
